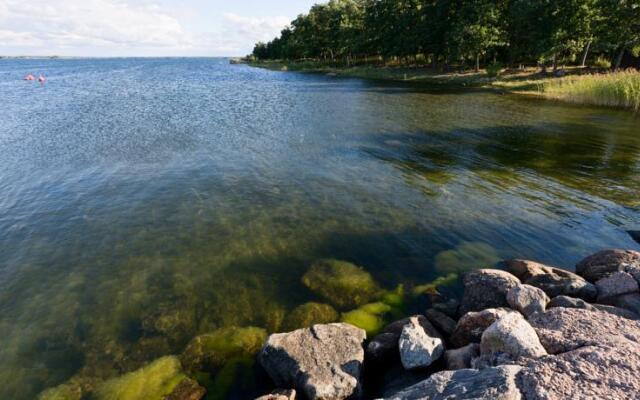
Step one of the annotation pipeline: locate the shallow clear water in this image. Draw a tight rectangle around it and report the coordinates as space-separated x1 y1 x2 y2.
0 58 639 398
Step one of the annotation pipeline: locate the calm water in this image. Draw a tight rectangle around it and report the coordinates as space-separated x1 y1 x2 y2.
0 58 639 398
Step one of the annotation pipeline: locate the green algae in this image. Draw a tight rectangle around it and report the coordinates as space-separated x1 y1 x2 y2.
434 242 501 274
180 326 267 374
412 273 460 296
302 259 382 309
341 302 393 335
93 356 187 400
282 302 339 331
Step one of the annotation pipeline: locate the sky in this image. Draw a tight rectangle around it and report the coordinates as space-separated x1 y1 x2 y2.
0 0 318 57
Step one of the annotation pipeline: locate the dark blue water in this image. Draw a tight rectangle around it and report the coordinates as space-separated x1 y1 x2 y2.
0 58 639 399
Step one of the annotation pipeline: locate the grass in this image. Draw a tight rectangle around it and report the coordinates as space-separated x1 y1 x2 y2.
248 60 640 112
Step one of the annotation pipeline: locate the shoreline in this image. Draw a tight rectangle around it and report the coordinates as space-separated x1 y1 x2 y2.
246 61 640 112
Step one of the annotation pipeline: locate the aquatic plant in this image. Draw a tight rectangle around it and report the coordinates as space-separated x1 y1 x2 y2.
412 273 460 297
434 242 500 274
93 356 187 400
341 302 392 335
282 302 339 331
180 326 267 374
302 259 382 309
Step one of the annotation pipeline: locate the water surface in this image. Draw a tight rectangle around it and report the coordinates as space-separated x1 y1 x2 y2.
0 58 639 399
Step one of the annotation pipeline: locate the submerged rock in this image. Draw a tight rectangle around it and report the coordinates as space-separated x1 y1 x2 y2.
93 356 204 400
450 308 514 347
258 323 366 400
480 313 546 361
434 242 501 274
301 259 381 309
547 295 640 320
399 316 445 370
164 378 206 400
595 271 639 302
505 259 597 301
282 303 339 331
506 284 549 317
180 326 267 373
444 343 480 370
460 269 520 314
576 249 640 282
382 365 523 400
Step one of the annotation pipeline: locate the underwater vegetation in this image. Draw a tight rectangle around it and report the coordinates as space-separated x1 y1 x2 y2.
434 242 501 274
281 302 340 331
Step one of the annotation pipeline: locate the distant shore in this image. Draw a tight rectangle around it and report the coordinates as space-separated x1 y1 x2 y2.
246 60 640 112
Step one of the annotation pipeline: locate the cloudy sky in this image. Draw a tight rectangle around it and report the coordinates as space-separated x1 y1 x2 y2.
0 0 318 56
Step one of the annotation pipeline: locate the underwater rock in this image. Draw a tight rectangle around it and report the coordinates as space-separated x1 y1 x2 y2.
164 378 206 400
460 269 521 314
301 259 381 309
282 302 339 332
37 375 100 400
341 302 392 335
434 242 501 274
398 316 445 370
141 306 197 347
180 326 267 373
93 356 199 400
576 249 640 282
259 323 366 400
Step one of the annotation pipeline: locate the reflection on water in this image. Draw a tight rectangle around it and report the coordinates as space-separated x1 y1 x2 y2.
0 58 639 399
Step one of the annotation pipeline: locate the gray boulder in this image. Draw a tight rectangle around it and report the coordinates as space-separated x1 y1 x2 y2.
528 307 640 354
480 313 546 360
611 292 640 315
444 343 480 370
548 295 639 320
255 389 296 400
399 316 445 370
450 308 514 347
460 269 521 315
506 284 549 317
425 308 457 336
595 271 639 302
382 365 523 400
366 316 440 367
576 249 640 282
505 259 597 301
258 323 366 400
518 342 640 399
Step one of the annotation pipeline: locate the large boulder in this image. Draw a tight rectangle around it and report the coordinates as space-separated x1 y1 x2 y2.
382 365 523 400
444 343 480 370
301 259 381 309
450 308 514 347
595 271 639 302
527 307 640 354
575 249 640 282
548 295 639 320
399 316 445 370
505 259 596 301
366 316 440 367
258 323 366 400
518 342 640 399
480 313 546 360
506 284 549 317
460 269 521 314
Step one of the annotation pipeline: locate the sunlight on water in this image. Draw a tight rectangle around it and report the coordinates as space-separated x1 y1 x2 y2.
0 58 639 399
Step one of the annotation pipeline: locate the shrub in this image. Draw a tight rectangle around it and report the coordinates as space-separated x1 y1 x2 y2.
486 63 504 78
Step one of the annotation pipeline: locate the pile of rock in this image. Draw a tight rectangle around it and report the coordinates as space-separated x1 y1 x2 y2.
256 249 640 399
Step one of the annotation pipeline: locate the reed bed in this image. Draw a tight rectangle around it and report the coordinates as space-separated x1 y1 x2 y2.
540 71 640 112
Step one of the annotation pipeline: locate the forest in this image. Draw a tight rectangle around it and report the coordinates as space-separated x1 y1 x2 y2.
252 0 640 71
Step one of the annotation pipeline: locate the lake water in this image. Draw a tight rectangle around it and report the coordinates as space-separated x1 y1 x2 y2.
0 58 639 399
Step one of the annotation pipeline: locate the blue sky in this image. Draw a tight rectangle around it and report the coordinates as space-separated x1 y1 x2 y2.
0 0 318 56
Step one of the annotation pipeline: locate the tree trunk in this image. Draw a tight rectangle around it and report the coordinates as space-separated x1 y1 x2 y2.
614 47 625 71
581 41 591 67
552 53 558 72
475 53 480 72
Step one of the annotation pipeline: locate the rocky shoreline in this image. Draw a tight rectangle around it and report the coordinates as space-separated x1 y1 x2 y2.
255 249 640 400
38 248 640 400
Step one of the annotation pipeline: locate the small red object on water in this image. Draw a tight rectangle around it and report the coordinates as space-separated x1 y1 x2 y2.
38 75 46 83
24 74 35 81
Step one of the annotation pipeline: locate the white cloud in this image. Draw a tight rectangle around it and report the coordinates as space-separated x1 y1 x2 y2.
0 0 193 55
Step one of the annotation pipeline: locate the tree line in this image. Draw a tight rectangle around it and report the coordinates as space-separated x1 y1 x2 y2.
252 0 640 71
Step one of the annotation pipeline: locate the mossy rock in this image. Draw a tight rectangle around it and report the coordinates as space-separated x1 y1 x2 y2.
435 242 500 274
180 326 267 373
37 375 100 400
302 259 382 309
282 302 339 331
341 302 392 336
412 273 460 297
93 356 189 400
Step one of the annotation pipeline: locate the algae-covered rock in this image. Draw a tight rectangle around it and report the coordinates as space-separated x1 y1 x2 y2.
341 302 392 335
38 375 101 400
434 242 500 274
283 302 339 331
141 306 196 347
412 273 459 297
93 356 196 400
302 259 381 309
180 326 267 373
